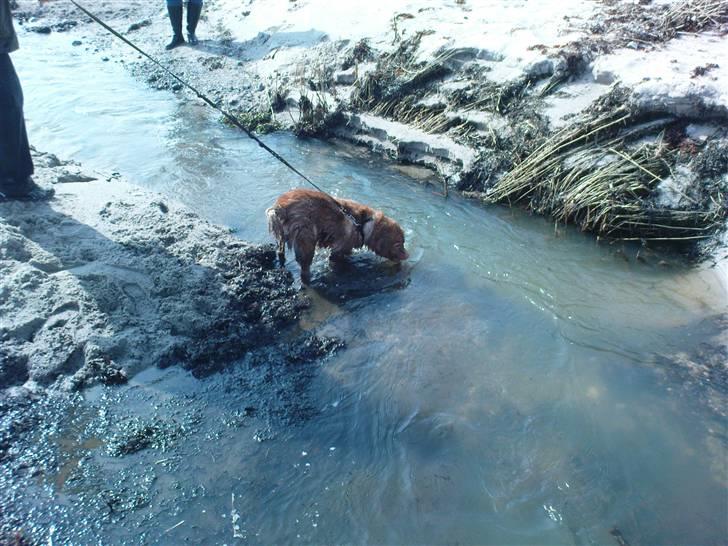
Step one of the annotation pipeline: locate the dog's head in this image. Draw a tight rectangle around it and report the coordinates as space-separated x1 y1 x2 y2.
364 212 409 262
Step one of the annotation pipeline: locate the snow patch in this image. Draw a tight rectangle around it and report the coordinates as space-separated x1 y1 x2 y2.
207 0 593 84
592 34 728 117
336 112 476 179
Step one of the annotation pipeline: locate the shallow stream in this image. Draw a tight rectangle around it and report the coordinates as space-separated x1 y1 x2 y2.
12 31 728 544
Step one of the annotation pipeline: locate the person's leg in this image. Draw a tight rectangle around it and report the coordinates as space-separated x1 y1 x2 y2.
186 0 202 46
0 53 49 200
165 0 185 50
0 53 33 185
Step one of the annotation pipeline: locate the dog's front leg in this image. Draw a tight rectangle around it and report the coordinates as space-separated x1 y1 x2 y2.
277 239 286 266
294 231 315 284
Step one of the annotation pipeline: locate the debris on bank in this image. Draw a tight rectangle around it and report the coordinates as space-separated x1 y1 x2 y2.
15 0 728 250
219 0 728 248
472 90 727 242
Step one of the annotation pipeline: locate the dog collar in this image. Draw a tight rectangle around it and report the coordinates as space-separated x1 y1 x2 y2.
359 217 374 244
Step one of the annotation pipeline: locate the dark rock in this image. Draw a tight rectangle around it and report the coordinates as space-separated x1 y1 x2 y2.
53 20 77 32
127 19 151 32
285 334 344 364
54 171 97 184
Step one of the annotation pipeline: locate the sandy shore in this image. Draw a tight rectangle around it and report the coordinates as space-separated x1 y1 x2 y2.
1 149 346 542
0 148 320 393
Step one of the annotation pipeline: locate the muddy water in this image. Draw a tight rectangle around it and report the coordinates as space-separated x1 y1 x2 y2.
14 32 728 544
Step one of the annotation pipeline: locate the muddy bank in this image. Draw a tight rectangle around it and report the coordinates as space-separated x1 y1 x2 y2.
1 149 311 390
0 149 347 543
13 0 728 251
0 335 342 544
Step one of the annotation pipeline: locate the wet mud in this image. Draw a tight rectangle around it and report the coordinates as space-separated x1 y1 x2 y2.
0 336 342 544
1 150 309 387
0 149 347 542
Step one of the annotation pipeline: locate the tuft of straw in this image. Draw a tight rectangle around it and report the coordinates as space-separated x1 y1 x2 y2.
661 0 728 36
482 110 726 240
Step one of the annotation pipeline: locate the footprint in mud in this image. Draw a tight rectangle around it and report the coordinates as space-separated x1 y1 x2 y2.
4 301 80 343
6 316 46 343
0 227 33 263
121 281 147 314
0 224 64 273
44 301 81 330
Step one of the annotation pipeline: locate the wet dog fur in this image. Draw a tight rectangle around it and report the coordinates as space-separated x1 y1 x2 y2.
267 188 409 283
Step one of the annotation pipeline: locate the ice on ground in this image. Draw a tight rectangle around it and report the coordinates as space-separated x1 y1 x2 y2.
593 33 728 117
654 165 698 208
208 0 594 82
337 112 476 178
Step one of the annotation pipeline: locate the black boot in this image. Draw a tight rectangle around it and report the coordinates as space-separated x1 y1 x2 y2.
165 4 185 50
0 177 54 201
186 2 202 46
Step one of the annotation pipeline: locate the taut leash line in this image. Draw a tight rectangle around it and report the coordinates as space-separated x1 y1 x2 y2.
68 0 361 226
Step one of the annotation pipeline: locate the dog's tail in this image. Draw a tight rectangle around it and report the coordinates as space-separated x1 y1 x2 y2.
266 205 284 241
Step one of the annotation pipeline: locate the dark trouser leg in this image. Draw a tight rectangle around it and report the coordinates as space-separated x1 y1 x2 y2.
0 53 34 185
186 0 202 45
165 0 185 50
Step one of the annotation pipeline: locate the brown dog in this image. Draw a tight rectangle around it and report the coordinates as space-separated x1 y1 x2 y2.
267 188 409 283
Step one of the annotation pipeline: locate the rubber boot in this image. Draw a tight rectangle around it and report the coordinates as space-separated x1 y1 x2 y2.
165 4 185 50
0 177 54 201
186 2 202 46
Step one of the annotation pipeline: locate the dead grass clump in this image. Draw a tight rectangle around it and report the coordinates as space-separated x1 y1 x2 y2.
458 113 550 191
223 109 280 134
293 94 344 137
661 0 728 36
563 0 728 60
352 31 446 110
341 39 373 70
450 78 535 115
481 109 726 240
355 58 450 112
